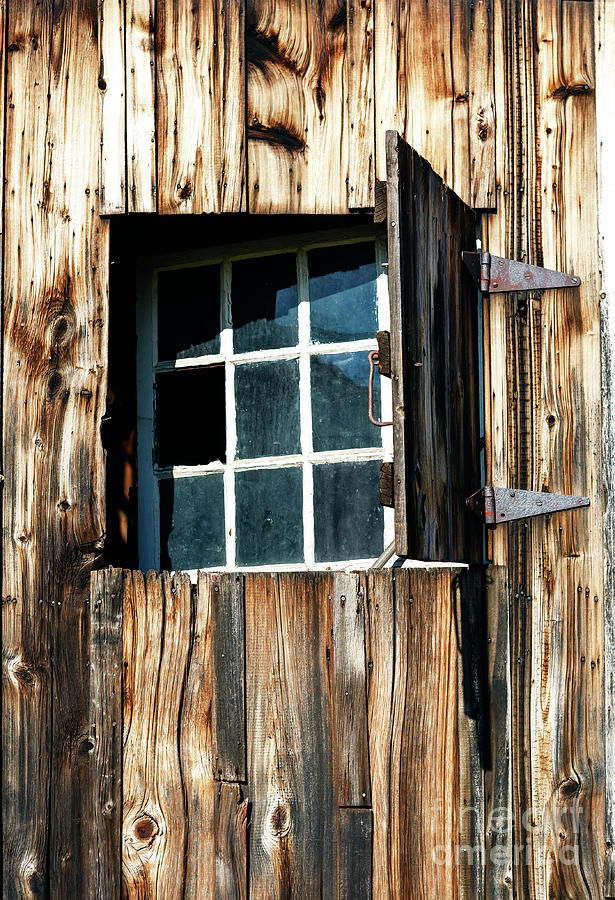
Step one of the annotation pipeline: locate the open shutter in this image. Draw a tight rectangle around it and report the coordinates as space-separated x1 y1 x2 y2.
382 131 482 562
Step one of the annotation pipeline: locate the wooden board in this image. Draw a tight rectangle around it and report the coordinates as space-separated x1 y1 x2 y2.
366 568 462 899
385 132 482 561
88 569 123 899
99 0 126 213
2 2 109 893
339 809 373 900
215 783 249 899
596 1 615 893
484 1 605 895
156 0 246 213
245 573 338 898
333 573 371 807
126 0 157 212
247 0 349 213
211 573 246 782
347 0 374 209
375 0 495 209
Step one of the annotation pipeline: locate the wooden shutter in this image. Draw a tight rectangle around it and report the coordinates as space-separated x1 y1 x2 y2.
383 131 482 562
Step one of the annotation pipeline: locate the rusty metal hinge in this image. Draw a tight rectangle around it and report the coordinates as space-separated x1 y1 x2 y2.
462 251 581 293
466 486 589 526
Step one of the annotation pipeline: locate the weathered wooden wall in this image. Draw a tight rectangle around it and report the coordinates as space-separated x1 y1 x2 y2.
91 567 478 899
1 2 612 898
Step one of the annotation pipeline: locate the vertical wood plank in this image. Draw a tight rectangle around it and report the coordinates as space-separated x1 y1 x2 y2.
468 0 495 209
484 567 513 899
596 0 615 893
99 0 126 213
126 0 156 212
456 568 486 900
338 808 372 900
246 573 337 898
3 1 109 893
333 573 370 807
375 0 454 195
365 570 395 899
182 572 216 898
247 0 349 213
347 0 374 209
211 572 246 782
485 1 605 895
88 569 123 899
215 782 249 900
156 0 246 213
367 569 462 899
122 571 193 898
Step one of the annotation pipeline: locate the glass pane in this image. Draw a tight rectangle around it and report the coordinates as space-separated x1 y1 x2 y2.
232 254 299 352
235 359 300 459
156 367 225 467
157 265 220 360
159 474 225 570
313 461 383 562
308 243 378 343
235 467 303 565
311 352 380 452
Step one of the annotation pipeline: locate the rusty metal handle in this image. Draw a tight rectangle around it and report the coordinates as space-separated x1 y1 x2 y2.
368 350 393 427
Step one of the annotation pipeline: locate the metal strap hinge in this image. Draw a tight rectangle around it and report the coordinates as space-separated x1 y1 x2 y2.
466 486 589 526
462 251 581 293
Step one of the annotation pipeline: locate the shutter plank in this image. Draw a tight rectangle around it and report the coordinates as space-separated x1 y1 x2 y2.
385 131 481 561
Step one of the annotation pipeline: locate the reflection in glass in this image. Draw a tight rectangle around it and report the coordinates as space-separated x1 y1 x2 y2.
232 254 299 352
311 352 380 451
308 243 378 343
236 468 303 565
313 461 383 562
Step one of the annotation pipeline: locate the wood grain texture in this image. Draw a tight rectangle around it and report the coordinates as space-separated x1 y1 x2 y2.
596 0 615 893
126 0 156 212
215 782 249 900
485 1 605 896
246 573 337 898
333 573 370 807
375 0 495 209
122 570 215 898
247 0 349 213
99 0 126 213
339 808 372 900
156 0 245 213
211 573 246 782
88 568 123 899
366 568 462 899
385 132 481 561
347 0 374 209
2 2 109 893
484 567 513 899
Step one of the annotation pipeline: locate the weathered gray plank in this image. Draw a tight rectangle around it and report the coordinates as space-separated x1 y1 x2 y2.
215 783 248 899
333 573 370 807
99 0 126 213
211 573 246 782
87 568 123 899
246 573 337 898
339 808 372 900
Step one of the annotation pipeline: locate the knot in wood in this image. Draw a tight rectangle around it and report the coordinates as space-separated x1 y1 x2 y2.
559 776 581 799
268 800 291 838
130 813 160 849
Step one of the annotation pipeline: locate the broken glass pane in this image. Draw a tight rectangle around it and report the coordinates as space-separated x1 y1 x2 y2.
157 264 221 360
156 367 225 467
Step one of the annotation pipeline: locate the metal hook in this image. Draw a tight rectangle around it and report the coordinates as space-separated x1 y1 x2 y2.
368 350 393 427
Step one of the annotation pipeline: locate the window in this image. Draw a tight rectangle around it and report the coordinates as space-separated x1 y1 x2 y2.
136 226 393 573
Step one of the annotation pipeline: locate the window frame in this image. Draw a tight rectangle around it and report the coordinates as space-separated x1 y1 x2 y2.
136 224 394 574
